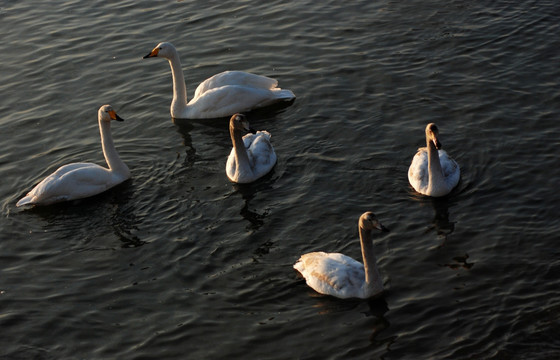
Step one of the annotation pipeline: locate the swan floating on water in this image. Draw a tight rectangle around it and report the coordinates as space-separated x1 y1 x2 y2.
408 123 460 197
143 42 296 119
293 212 389 299
16 105 130 207
226 113 277 183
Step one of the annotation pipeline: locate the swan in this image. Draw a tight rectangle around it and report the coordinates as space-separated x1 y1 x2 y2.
226 113 277 183
408 123 460 197
293 212 389 299
143 42 296 119
16 105 130 207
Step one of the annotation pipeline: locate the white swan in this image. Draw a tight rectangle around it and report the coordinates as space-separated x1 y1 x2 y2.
408 123 460 197
16 105 130 207
143 42 296 119
293 212 389 299
226 113 277 183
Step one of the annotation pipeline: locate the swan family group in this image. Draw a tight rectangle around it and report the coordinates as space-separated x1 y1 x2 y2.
16 42 460 300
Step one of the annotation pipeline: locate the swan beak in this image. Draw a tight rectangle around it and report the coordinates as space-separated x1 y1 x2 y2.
432 138 442 150
109 110 124 122
241 120 256 134
375 222 390 232
143 48 159 59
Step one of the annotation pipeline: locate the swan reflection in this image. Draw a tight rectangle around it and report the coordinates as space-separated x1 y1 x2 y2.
231 181 272 231
429 197 455 247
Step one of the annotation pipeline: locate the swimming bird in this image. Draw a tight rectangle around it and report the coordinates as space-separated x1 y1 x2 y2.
293 212 389 299
408 123 460 197
143 42 295 119
16 105 130 207
226 113 277 183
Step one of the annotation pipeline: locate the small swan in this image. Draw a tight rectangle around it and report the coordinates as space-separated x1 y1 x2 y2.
408 123 460 197
226 113 277 183
293 212 389 299
143 42 296 119
16 105 130 207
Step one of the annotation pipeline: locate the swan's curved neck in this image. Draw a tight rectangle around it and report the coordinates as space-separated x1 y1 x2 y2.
230 126 253 177
359 225 381 288
167 51 188 115
99 120 129 177
426 135 445 191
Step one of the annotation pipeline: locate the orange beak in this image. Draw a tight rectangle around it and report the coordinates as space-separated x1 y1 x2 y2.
143 47 159 59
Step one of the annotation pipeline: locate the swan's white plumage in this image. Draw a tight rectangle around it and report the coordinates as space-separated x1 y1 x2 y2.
294 212 387 299
408 148 460 194
193 70 279 99
144 42 295 119
408 123 460 197
294 252 372 299
16 105 130 207
226 114 277 184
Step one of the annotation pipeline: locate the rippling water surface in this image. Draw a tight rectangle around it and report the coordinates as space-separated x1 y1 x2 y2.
1 1 559 359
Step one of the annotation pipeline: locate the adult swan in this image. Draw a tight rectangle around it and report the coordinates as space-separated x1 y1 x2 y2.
16 105 130 207
293 212 389 299
143 42 296 119
408 123 460 197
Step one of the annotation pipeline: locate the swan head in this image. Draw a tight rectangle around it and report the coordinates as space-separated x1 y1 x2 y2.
143 42 177 60
229 113 256 134
98 105 124 123
425 123 442 149
360 212 389 232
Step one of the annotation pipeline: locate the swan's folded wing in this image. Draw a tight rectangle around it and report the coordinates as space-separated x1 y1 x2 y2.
438 150 460 177
29 164 115 204
408 148 429 188
245 132 277 173
189 85 275 118
194 71 278 98
294 252 365 298
439 150 460 188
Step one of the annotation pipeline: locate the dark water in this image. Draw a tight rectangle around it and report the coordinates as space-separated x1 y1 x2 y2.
1 1 559 359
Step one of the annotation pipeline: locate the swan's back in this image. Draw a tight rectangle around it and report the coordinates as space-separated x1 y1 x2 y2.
294 252 368 299
408 148 460 196
194 71 279 99
226 130 276 183
244 131 276 168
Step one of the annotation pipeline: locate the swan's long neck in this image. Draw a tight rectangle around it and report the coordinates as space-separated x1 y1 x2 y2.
168 51 188 116
359 225 381 290
427 135 445 192
230 126 253 177
99 119 129 177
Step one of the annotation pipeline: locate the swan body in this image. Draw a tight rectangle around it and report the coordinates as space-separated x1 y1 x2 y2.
408 123 460 197
226 114 277 183
16 105 130 207
294 212 388 299
143 42 296 119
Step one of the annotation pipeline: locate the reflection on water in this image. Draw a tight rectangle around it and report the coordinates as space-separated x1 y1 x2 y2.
21 180 141 248
440 253 474 271
304 294 392 354
366 296 391 342
111 196 147 249
232 179 274 231
428 197 455 248
172 118 196 168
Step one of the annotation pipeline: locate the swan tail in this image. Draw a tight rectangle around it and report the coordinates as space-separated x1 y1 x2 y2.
16 195 35 207
272 89 296 101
